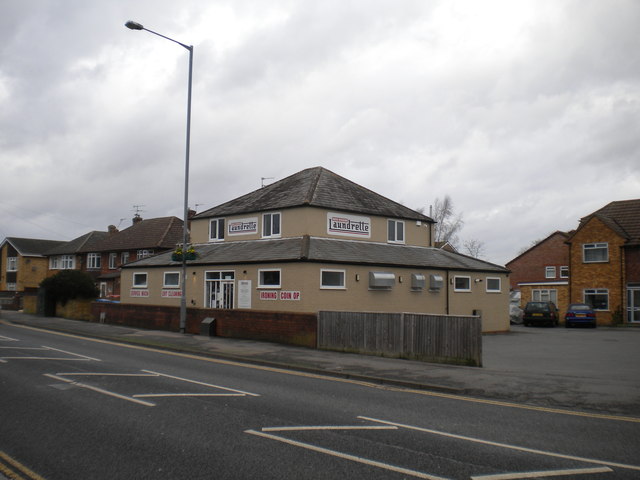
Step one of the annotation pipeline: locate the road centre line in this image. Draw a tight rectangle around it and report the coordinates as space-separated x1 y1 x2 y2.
0 335 19 341
470 466 612 480
359 416 640 473
42 346 101 361
245 429 447 480
13 323 640 424
134 393 245 398
261 425 397 432
142 369 260 396
44 373 156 407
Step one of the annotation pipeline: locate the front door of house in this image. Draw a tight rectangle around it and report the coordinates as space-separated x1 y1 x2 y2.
628 287 640 323
205 271 235 309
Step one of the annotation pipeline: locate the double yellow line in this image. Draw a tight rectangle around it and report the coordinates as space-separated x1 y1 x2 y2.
0 451 45 480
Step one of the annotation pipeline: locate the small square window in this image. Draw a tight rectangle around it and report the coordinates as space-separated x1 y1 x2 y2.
210 218 225 241
262 213 281 238
387 219 405 244
545 266 556 279
454 276 471 292
163 272 180 288
259 269 281 288
321 270 345 289
486 277 501 292
133 272 148 288
560 266 569 278
583 243 608 263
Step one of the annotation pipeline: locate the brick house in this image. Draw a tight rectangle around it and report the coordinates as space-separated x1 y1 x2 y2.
45 216 184 300
505 231 571 316
507 199 640 325
566 199 640 325
121 167 511 332
0 237 66 309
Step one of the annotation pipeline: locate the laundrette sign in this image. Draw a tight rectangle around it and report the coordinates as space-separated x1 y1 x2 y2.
228 217 258 235
327 212 371 238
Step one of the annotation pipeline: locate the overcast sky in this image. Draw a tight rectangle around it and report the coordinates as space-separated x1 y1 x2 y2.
1 0 639 265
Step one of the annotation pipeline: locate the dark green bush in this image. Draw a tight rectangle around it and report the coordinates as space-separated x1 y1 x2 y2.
40 270 99 306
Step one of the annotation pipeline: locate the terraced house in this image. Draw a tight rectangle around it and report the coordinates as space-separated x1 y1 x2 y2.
121 167 510 332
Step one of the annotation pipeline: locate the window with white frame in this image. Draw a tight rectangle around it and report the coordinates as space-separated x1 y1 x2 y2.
584 288 609 310
121 252 130 265
6 283 16 291
133 272 148 288
7 257 17 272
87 253 101 269
545 266 556 279
387 219 405 244
532 289 557 304
320 269 346 289
560 266 569 278
209 218 225 241
486 277 501 292
262 212 281 238
50 255 75 270
163 272 180 288
454 276 471 292
137 249 154 260
49 256 60 270
109 253 117 269
258 269 281 288
583 243 608 263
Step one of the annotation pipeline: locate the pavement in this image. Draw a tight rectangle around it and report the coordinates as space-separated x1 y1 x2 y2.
2 310 639 417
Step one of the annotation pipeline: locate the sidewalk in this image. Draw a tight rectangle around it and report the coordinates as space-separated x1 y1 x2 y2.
2 310 639 417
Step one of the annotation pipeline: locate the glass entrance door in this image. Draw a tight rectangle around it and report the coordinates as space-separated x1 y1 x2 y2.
628 287 640 323
205 271 235 309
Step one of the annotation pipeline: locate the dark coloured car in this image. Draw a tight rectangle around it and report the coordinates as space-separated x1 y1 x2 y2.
523 301 559 327
565 303 597 328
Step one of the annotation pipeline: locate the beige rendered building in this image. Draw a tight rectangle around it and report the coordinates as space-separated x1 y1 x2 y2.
121 167 510 332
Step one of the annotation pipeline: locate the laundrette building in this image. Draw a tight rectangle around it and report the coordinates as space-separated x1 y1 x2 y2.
121 167 510 332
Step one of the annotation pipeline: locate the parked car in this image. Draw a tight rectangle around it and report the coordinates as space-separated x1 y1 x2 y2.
523 301 559 327
565 303 597 328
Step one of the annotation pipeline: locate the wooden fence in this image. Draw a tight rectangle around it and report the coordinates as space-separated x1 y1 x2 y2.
318 311 482 366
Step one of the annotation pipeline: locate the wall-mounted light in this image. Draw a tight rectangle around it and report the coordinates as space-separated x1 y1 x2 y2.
355 274 360 281
474 278 483 283
398 276 403 283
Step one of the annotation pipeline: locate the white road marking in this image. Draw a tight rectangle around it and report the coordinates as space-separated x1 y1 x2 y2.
360 416 640 473
261 425 397 432
44 373 156 406
471 466 613 479
0 335 19 341
134 393 245 398
142 369 260 396
245 428 448 480
0 345 99 362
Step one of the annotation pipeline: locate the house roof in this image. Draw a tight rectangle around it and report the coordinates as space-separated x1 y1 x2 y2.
505 230 571 267
45 231 110 255
125 236 507 273
97 216 184 251
576 199 640 246
2 237 67 257
194 167 434 223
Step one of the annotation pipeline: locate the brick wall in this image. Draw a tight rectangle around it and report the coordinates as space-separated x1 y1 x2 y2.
506 232 569 290
626 247 640 283
90 302 318 348
569 217 626 325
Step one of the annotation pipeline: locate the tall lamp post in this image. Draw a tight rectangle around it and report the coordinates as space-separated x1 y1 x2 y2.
125 20 193 333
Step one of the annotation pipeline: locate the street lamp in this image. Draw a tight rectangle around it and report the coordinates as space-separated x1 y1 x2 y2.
125 20 193 334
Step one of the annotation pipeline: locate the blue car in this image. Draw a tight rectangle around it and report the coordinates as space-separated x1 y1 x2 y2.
565 303 597 328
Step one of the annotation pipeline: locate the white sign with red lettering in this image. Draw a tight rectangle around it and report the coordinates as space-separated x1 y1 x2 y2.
161 290 182 297
130 289 149 297
327 212 371 238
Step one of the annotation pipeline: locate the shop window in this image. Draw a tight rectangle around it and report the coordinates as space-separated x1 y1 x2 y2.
321 269 345 289
133 272 148 288
164 272 180 288
259 269 281 288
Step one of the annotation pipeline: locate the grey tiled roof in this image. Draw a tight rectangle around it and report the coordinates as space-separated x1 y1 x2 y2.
582 199 640 245
125 236 507 273
195 167 433 222
45 231 109 255
97 217 183 251
3 237 67 257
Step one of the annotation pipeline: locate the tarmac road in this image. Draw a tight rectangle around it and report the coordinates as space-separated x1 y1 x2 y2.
2 310 639 417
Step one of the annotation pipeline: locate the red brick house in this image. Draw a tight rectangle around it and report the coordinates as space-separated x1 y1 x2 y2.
506 231 571 316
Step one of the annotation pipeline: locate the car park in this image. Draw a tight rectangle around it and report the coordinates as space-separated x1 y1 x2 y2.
522 301 559 327
565 303 597 328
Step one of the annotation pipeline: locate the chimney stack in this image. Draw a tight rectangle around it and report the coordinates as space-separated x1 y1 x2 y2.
132 214 143 225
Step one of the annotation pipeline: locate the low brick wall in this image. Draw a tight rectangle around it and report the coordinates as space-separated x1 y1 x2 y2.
90 302 318 348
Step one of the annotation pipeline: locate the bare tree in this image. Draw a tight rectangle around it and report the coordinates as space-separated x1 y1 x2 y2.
431 195 464 247
462 238 486 258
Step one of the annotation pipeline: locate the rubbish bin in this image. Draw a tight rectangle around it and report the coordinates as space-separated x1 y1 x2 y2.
200 317 215 336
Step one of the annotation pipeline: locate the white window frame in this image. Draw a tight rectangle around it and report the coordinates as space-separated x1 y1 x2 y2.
486 277 501 293
258 269 281 288
320 269 346 290
121 252 130 265
583 243 608 263
584 288 609 311
387 219 405 244
132 272 148 288
109 253 117 270
560 266 569 278
545 266 556 279
6 283 17 291
49 256 60 270
137 249 154 260
163 271 180 288
532 289 558 304
87 253 101 270
209 218 225 242
262 212 281 239
7 257 17 272
453 276 471 292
